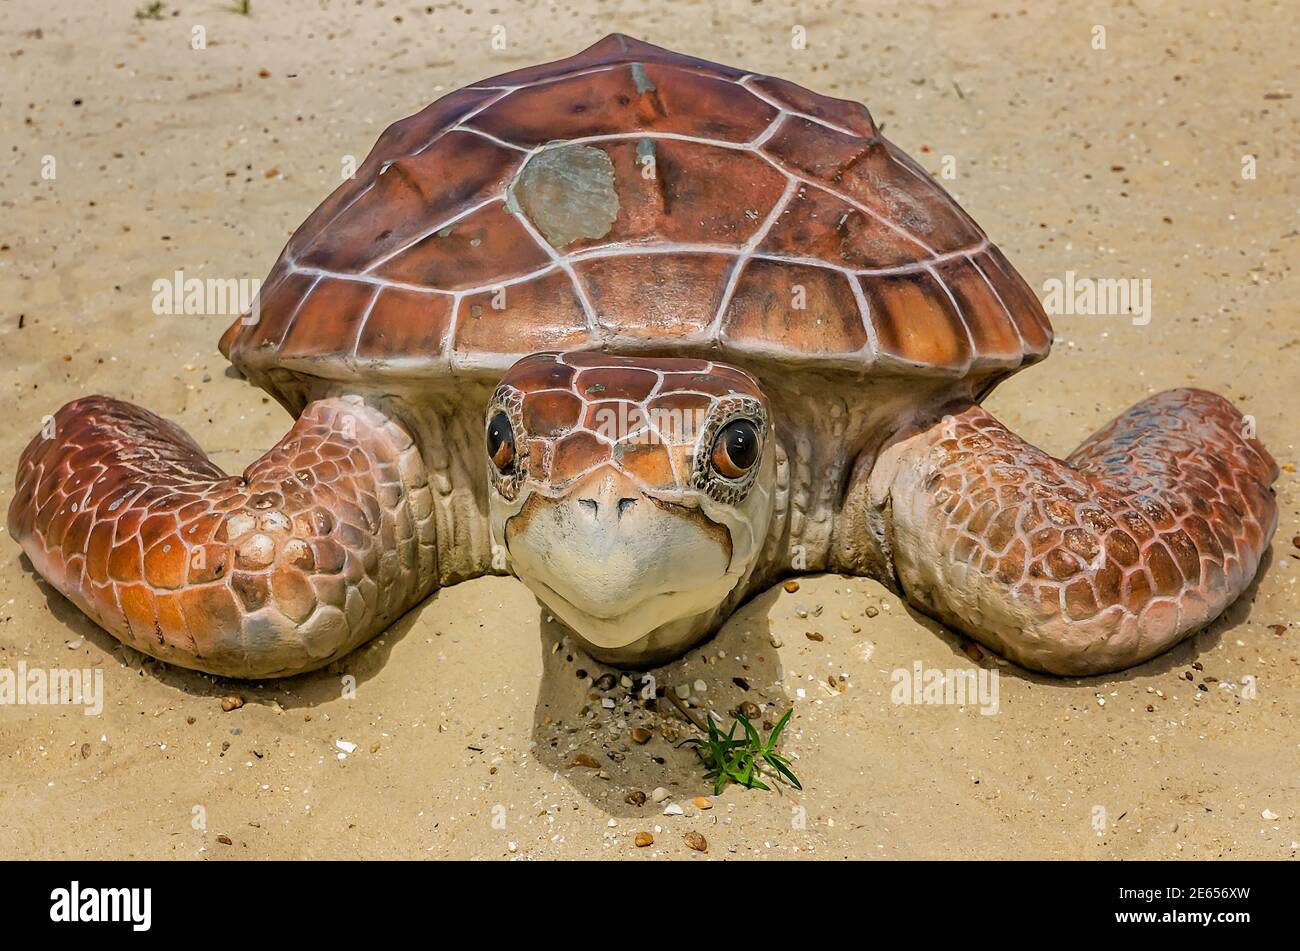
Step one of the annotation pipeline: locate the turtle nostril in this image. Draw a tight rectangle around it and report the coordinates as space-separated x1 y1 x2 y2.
617 498 638 518
578 498 598 517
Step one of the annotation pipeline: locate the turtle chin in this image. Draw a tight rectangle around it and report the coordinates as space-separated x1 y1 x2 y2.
524 574 740 669
500 471 751 667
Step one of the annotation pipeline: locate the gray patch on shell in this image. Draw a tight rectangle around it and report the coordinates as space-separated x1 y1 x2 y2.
630 63 655 94
508 144 619 248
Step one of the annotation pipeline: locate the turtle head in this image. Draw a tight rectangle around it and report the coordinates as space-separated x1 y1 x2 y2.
485 352 776 666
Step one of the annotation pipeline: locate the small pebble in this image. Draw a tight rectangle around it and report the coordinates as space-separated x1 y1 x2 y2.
630 727 652 745
651 787 669 803
783 580 800 593
625 790 647 806
634 832 654 847
220 695 244 712
684 831 708 852
692 796 712 810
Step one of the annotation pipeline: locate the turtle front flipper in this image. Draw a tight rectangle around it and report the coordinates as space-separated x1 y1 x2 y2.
871 388 1277 675
8 395 436 678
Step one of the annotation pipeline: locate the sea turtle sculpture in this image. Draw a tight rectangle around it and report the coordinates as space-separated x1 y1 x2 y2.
10 36 1278 679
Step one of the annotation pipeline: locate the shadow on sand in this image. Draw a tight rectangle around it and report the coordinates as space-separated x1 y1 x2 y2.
15 544 1278 811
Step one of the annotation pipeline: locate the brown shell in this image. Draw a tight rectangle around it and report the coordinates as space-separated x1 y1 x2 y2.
221 34 1051 385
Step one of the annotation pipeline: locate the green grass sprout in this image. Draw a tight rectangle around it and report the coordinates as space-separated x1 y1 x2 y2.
681 708 801 795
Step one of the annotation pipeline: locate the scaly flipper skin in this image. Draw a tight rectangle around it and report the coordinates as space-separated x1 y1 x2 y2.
8 395 435 678
877 389 1278 675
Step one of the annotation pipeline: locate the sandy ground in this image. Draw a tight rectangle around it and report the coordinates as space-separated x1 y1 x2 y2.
0 0 1296 860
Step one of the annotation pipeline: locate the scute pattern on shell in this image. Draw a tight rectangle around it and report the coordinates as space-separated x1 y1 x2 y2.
221 34 1052 381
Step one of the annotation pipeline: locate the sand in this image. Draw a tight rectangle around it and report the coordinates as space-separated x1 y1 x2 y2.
0 0 1296 860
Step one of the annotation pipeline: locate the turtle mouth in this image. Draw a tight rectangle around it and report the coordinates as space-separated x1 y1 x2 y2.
501 471 739 654
504 511 737 651
529 571 684 624
524 574 732 653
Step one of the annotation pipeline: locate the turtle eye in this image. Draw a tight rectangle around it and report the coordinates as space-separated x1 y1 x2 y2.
710 419 759 479
487 412 515 472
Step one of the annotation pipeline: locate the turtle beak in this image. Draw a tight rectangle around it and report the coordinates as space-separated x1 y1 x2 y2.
503 466 736 653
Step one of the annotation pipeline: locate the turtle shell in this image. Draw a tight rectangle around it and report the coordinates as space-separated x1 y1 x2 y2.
220 34 1051 387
